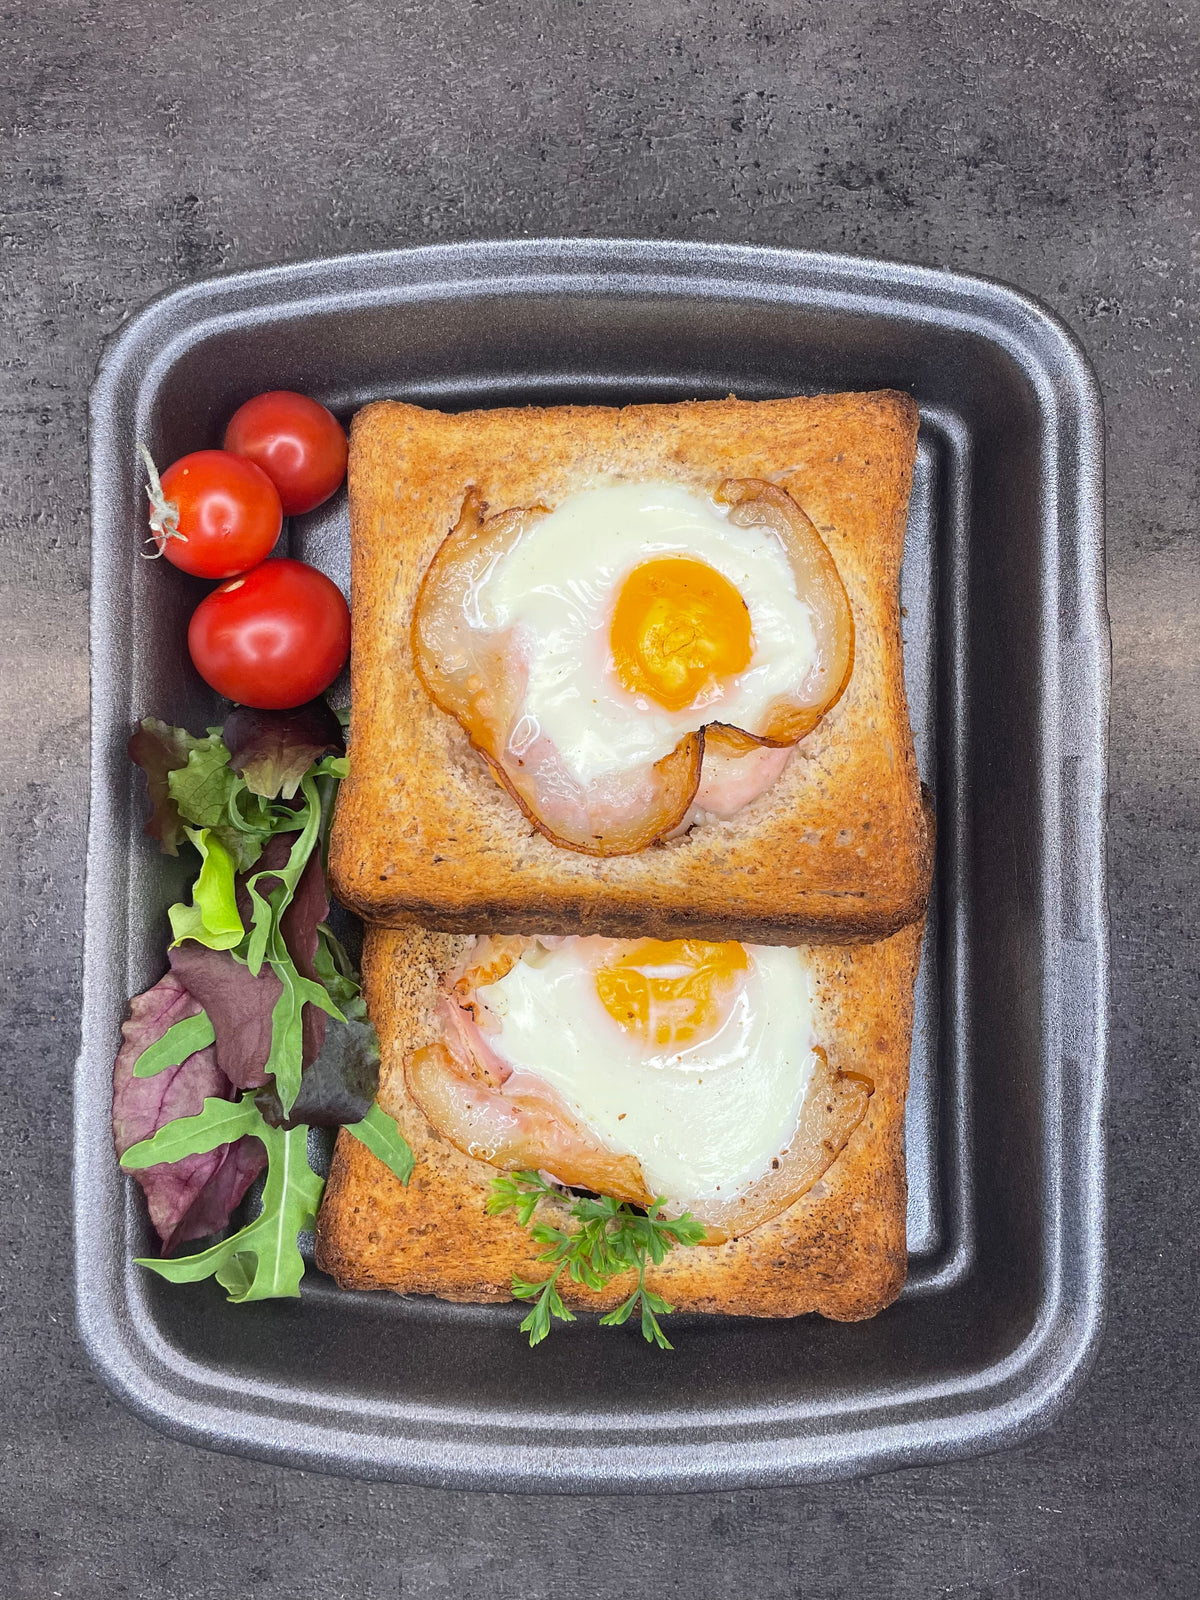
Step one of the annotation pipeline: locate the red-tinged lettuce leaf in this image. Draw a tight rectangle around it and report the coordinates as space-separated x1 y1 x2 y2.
127 719 196 856
225 698 345 800
168 835 331 1091
112 973 266 1252
168 944 280 1091
160 1137 267 1248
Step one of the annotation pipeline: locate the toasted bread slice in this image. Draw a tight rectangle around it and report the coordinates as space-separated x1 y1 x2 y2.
315 919 923 1322
329 392 931 945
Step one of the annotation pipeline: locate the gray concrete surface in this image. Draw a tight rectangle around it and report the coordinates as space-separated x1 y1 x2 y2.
2 1 1197 1595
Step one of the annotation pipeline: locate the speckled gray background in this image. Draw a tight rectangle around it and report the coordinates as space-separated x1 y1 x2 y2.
2 1 1197 1595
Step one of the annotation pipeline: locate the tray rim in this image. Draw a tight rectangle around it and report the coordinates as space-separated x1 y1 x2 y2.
77 237 1108 1493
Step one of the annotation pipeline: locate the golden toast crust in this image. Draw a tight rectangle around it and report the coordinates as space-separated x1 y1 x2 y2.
314 919 923 1322
329 392 931 944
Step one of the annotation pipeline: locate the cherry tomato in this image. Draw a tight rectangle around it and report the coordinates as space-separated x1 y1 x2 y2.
223 390 348 516
149 450 283 578
187 558 351 709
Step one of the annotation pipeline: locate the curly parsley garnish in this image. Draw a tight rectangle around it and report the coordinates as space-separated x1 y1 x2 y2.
487 1170 706 1349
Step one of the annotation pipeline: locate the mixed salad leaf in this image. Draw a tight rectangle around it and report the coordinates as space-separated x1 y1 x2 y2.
114 701 413 1302
112 973 267 1255
224 697 345 800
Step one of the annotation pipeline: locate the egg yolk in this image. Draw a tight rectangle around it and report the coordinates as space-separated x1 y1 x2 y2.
595 939 750 1049
610 557 753 712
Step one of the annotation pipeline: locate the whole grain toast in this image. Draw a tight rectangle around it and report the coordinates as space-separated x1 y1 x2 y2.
329 392 932 945
315 919 924 1322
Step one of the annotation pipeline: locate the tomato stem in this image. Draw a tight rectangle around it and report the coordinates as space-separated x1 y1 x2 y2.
137 442 186 558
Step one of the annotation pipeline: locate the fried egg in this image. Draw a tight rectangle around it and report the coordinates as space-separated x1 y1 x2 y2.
411 477 854 854
475 936 816 1203
404 935 874 1239
473 482 815 786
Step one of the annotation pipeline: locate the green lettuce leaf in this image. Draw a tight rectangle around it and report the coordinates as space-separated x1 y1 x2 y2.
168 828 244 951
167 731 238 827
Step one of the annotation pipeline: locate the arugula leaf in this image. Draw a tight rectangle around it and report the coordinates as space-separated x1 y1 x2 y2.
130 1094 324 1303
214 1253 257 1299
121 1094 264 1167
258 886 345 1114
225 699 345 800
344 1102 414 1185
243 776 322 976
488 1172 706 1348
254 952 380 1129
231 777 345 1116
168 827 244 951
133 1011 216 1078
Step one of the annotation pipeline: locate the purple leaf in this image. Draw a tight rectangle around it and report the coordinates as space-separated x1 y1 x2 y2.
165 1138 268 1245
167 944 280 1091
112 973 266 1253
224 698 344 800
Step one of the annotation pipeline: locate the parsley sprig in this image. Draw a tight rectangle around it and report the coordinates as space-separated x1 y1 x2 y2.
487 1171 706 1349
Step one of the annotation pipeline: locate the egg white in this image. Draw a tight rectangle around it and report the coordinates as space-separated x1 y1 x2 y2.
472 480 817 785
475 940 818 1205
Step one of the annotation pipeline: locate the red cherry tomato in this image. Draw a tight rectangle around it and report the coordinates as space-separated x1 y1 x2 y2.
223 390 348 516
187 559 351 709
149 450 283 578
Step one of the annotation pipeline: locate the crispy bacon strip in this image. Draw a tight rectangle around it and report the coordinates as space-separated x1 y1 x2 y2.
406 1042 653 1205
711 478 855 748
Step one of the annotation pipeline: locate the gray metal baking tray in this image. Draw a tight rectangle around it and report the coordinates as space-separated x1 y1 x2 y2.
77 239 1108 1492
